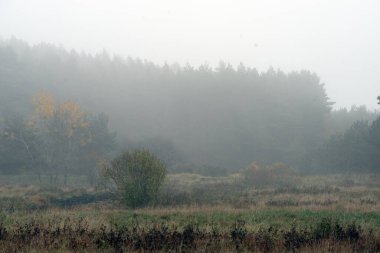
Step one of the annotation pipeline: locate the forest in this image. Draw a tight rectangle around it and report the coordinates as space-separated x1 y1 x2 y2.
1 38 379 182
1 38 380 252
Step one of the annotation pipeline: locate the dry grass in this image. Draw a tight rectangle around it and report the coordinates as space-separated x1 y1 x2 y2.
1 172 380 251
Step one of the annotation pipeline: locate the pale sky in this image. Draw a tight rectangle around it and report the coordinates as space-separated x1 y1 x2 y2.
0 0 379 109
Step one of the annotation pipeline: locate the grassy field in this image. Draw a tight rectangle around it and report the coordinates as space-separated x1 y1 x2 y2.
1 172 380 252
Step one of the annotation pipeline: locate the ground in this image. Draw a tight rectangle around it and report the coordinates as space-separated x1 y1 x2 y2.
0 172 380 252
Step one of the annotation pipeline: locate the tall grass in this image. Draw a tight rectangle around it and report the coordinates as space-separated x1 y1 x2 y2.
0 215 379 252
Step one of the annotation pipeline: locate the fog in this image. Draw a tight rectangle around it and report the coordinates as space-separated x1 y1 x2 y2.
0 1 380 178
1 0 380 109
2 3 380 250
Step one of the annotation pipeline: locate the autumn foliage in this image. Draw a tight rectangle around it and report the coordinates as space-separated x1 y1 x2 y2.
18 91 116 185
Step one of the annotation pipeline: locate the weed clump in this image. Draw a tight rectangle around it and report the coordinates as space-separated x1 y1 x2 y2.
239 162 296 188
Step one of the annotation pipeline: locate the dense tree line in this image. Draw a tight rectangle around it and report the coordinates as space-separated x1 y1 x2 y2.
328 106 378 135
315 99 380 172
0 37 378 176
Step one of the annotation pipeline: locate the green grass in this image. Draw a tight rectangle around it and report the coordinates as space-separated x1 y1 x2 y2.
1 208 380 252
1 172 380 251
106 209 380 231
3 208 379 233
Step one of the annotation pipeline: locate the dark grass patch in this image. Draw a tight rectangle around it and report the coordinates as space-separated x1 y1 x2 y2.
49 192 113 208
0 217 380 252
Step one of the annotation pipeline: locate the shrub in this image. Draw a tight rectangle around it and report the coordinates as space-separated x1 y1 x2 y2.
240 162 295 188
103 149 167 208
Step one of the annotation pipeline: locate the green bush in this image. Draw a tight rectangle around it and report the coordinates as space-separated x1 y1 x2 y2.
103 149 167 208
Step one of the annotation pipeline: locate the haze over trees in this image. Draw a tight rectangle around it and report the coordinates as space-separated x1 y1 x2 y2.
0 38 379 182
2 0 380 251
317 112 380 172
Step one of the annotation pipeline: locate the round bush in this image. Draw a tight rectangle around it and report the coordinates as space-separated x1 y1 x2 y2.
104 149 167 208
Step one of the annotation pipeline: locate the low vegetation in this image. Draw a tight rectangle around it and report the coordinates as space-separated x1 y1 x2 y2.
102 149 167 208
0 211 380 252
1 172 380 252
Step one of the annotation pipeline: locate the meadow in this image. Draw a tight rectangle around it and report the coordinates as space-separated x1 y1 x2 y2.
1 172 380 252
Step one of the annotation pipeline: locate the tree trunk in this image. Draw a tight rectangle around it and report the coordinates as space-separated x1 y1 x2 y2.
37 172 41 184
64 166 68 186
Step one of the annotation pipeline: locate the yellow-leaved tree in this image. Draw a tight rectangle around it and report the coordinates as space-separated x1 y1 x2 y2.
29 91 115 185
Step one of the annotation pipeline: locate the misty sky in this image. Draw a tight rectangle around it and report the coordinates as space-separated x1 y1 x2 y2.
0 0 379 109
